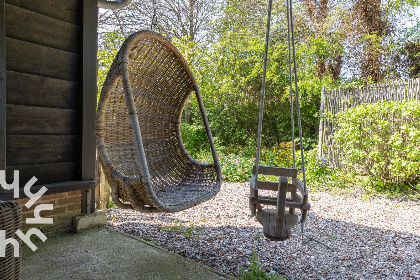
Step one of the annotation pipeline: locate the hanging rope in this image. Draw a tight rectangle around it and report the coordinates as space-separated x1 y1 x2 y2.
250 0 311 240
285 0 309 230
254 0 273 183
286 0 296 169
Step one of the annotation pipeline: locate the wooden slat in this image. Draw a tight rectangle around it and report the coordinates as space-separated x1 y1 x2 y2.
5 4 81 53
253 165 298 177
256 180 276 190
286 201 310 210
291 192 303 204
276 176 288 220
5 0 81 25
0 180 94 201
6 162 80 186
6 71 79 109
250 196 277 206
256 180 297 192
0 0 5 193
6 135 79 166
5 37 80 81
6 104 79 135
250 197 310 210
249 174 258 216
250 174 257 190
292 178 305 195
81 0 98 213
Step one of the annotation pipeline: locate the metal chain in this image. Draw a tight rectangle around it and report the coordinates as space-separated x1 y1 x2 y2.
150 0 159 31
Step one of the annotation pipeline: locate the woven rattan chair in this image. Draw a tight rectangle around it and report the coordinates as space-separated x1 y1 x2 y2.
0 200 22 280
96 30 221 213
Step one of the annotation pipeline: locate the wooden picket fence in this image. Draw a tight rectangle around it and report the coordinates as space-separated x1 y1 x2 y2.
318 77 420 168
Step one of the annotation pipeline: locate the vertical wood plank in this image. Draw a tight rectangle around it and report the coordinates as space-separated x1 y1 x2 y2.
318 87 325 158
0 0 6 193
417 78 420 100
81 0 98 213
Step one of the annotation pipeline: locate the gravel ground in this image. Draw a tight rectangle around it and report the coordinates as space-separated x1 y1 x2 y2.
108 182 420 279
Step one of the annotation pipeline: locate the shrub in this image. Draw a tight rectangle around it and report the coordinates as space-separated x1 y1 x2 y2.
302 148 347 190
261 142 294 168
180 123 209 158
217 143 297 183
333 100 420 191
219 153 254 182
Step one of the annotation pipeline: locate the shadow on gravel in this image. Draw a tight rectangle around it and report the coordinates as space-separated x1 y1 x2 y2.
109 210 420 279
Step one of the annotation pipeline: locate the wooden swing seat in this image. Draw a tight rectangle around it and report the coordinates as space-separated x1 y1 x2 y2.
250 166 310 241
250 0 310 241
256 209 299 241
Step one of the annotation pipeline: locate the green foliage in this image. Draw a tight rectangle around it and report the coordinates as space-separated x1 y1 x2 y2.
180 123 209 158
160 219 198 239
232 252 285 280
188 142 297 183
171 0 323 151
302 149 349 190
219 153 254 182
97 31 124 103
106 196 117 209
261 142 294 168
333 100 420 192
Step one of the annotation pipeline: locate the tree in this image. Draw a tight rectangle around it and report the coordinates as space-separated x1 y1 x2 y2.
298 0 349 80
352 0 389 82
392 7 420 78
98 0 221 44
347 0 419 82
404 40 420 77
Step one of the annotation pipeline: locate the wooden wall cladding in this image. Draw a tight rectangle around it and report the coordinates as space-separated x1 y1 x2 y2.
5 71 79 109
6 104 79 135
5 0 81 25
0 0 6 177
6 135 80 166
5 4 81 53
5 38 80 81
6 162 79 186
3 0 84 186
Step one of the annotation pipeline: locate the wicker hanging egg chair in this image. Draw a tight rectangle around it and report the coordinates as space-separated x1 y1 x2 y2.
96 30 222 213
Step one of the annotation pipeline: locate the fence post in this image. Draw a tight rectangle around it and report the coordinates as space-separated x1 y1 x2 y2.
417 78 420 100
318 87 325 158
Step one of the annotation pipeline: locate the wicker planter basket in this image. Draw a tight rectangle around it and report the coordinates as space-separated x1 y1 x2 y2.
0 200 22 280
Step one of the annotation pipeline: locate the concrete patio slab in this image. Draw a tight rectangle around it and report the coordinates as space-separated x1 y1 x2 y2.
21 226 227 280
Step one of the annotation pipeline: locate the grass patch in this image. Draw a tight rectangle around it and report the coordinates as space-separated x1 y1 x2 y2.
159 219 199 239
231 252 286 280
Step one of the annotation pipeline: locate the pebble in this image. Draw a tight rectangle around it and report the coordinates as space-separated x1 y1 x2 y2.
108 182 420 279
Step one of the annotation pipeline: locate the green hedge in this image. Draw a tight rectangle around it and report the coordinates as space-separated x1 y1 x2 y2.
333 100 420 191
